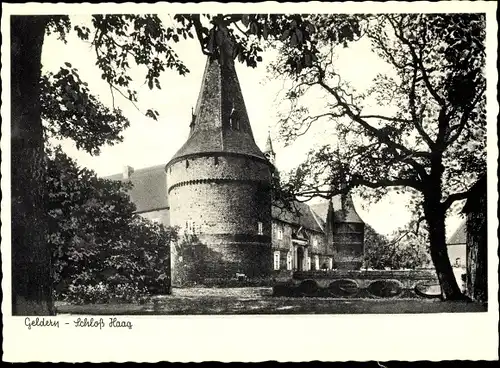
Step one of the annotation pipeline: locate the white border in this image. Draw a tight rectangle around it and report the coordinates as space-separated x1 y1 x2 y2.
2 1 498 362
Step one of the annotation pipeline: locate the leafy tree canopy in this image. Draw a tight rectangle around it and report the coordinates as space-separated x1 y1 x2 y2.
41 13 363 155
363 224 430 270
267 13 485 300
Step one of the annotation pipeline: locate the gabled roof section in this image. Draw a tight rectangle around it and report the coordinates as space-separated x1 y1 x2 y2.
448 220 467 245
105 165 168 213
310 194 364 224
309 196 342 225
167 26 267 166
272 200 324 233
463 175 487 214
264 132 275 155
338 194 364 223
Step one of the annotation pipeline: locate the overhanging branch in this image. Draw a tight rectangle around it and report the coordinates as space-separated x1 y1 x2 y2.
442 188 475 211
352 175 423 191
317 79 429 179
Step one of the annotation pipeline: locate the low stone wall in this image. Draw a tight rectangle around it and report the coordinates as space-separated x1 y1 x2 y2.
273 269 441 299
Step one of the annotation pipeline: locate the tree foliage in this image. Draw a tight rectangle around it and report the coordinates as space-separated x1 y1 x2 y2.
10 12 365 313
47 147 177 304
40 64 130 155
363 224 430 270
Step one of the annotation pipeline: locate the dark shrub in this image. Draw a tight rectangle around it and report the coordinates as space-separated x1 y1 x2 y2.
273 284 297 297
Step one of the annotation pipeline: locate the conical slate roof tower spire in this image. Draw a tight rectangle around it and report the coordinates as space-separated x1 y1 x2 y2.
168 25 267 165
263 131 276 165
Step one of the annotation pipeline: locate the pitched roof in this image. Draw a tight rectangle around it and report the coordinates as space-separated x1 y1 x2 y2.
463 175 487 214
264 132 274 155
105 163 364 231
448 220 467 245
167 26 267 166
339 195 364 223
105 165 168 213
309 196 342 226
272 200 323 233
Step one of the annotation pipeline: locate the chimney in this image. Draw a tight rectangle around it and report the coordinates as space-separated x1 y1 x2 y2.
122 165 134 180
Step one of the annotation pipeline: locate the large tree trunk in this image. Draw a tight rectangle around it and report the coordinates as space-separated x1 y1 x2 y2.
11 16 53 315
424 198 468 301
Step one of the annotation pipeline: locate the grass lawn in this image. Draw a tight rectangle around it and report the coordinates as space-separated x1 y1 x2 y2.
55 287 487 315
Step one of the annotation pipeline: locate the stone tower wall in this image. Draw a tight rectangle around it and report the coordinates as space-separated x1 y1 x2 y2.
167 154 272 286
333 222 365 270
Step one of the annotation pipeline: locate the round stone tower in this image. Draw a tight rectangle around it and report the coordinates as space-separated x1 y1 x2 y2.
166 25 273 286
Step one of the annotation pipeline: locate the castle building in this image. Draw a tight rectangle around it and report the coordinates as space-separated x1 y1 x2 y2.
107 26 365 286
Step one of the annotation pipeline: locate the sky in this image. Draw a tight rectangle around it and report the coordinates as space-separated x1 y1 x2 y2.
41 15 464 238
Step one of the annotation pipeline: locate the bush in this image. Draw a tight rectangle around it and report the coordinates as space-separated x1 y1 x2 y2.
273 284 297 297
62 282 150 305
52 219 176 304
48 149 178 304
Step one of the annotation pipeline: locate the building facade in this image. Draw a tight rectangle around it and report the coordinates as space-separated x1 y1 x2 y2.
107 27 365 286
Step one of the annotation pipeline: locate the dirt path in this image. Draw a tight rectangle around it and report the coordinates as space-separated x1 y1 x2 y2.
56 287 487 315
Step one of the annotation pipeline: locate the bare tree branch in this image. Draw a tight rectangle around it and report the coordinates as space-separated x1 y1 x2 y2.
408 61 435 149
387 15 446 107
358 114 412 124
446 84 486 147
317 78 429 179
352 175 423 191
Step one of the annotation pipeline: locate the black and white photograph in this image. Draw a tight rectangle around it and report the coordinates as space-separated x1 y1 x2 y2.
1 1 498 362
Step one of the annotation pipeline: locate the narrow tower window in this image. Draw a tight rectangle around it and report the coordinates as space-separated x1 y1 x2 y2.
277 228 283 240
186 160 189 168
257 221 263 235
230 104 240 130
